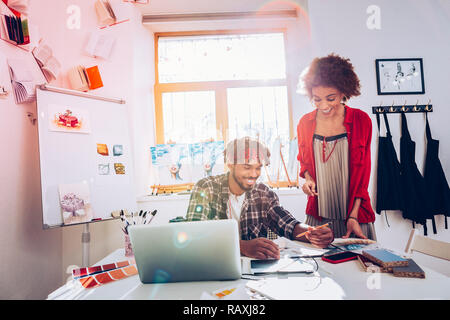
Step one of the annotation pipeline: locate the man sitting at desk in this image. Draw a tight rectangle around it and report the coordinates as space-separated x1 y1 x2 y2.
186 137 334 260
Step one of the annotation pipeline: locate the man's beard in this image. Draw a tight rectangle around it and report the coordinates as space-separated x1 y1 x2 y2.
231 170 256 192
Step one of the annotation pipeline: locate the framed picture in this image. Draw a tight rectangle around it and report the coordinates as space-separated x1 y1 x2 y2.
375 58 425 95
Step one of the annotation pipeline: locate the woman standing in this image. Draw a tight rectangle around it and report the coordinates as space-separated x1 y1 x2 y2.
297 53 376 240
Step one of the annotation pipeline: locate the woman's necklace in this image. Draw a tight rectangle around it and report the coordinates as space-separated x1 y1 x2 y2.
318 103 346 163
322 138 338 163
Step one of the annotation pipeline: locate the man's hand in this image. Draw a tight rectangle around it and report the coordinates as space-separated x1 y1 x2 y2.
294 223 334 248
240 238 280 260
305 226 334 248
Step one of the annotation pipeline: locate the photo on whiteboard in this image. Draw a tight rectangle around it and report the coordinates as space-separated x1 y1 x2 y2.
48 104 91 133
114 162 125 174
98 163 110 175
113 144 123 156
58 181 94 225
97 143 109 156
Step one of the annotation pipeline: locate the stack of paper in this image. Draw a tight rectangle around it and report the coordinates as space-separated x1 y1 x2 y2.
7 58 35 104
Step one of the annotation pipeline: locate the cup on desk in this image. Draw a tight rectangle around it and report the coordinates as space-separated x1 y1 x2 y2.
124 234 134 257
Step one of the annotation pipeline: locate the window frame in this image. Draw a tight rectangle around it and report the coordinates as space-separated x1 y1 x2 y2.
154 29 294 145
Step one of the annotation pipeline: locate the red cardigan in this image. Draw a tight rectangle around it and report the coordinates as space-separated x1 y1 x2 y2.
296 105 375 224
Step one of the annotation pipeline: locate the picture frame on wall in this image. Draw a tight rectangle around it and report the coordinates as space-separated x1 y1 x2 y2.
375 58 425 95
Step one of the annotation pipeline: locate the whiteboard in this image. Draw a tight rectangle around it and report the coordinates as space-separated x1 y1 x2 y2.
36 87 137 228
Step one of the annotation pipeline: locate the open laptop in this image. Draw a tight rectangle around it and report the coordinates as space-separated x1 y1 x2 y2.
128 219 242 283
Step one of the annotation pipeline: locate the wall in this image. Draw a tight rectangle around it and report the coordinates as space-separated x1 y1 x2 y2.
0 0 153 298
0 46 62 298
307 0 450 275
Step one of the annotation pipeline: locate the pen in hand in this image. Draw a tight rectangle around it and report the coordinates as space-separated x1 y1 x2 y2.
296 222 331 239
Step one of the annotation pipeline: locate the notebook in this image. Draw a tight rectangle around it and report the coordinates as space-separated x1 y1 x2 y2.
128 219 242 283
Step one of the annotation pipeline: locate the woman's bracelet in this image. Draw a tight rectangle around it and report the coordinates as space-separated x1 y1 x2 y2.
347 216 358 223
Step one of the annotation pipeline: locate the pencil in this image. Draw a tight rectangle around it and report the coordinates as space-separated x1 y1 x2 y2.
295 222 330 238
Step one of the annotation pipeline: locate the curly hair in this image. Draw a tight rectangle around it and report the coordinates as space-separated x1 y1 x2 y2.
298 53 361 102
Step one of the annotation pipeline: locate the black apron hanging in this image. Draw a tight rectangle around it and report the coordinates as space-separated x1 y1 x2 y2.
400 113 429 235
375 113 403 216
423 112 450 232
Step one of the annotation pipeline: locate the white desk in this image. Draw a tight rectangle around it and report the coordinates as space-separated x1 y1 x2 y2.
48 247 450 300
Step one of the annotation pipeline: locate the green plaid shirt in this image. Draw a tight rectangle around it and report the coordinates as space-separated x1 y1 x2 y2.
186 173 300 240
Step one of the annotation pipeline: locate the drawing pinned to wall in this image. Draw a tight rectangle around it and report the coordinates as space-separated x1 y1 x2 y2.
85 31 116 60
48 104 91 133
190 141 224 182
58 181 94 225
203 141 224 176
151 143 192 185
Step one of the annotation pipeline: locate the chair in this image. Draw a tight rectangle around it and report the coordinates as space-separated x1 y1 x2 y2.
404 228 450 261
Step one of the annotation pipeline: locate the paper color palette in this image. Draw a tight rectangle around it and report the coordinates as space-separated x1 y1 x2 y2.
213 286 237 299
78 265 138 289
72 259 135 279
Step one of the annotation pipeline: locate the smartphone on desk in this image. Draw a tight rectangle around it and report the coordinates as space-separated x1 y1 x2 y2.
321 251 359 264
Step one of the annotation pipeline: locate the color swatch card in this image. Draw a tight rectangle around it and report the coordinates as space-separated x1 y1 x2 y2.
357 255 392 273
392 259 425 279
72 258 135 279
362 249 409 268
78 264 138 289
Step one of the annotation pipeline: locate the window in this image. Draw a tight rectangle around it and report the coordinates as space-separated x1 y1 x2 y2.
157 33 287 83
154 30 293 161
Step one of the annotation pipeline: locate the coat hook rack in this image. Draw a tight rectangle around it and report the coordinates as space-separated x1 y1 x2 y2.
372 100 432 114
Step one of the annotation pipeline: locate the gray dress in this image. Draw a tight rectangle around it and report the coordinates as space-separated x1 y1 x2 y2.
305 133 376 240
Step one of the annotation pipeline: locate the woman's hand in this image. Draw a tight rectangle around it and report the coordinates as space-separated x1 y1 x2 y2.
343 218 367 239
302 179 318 197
